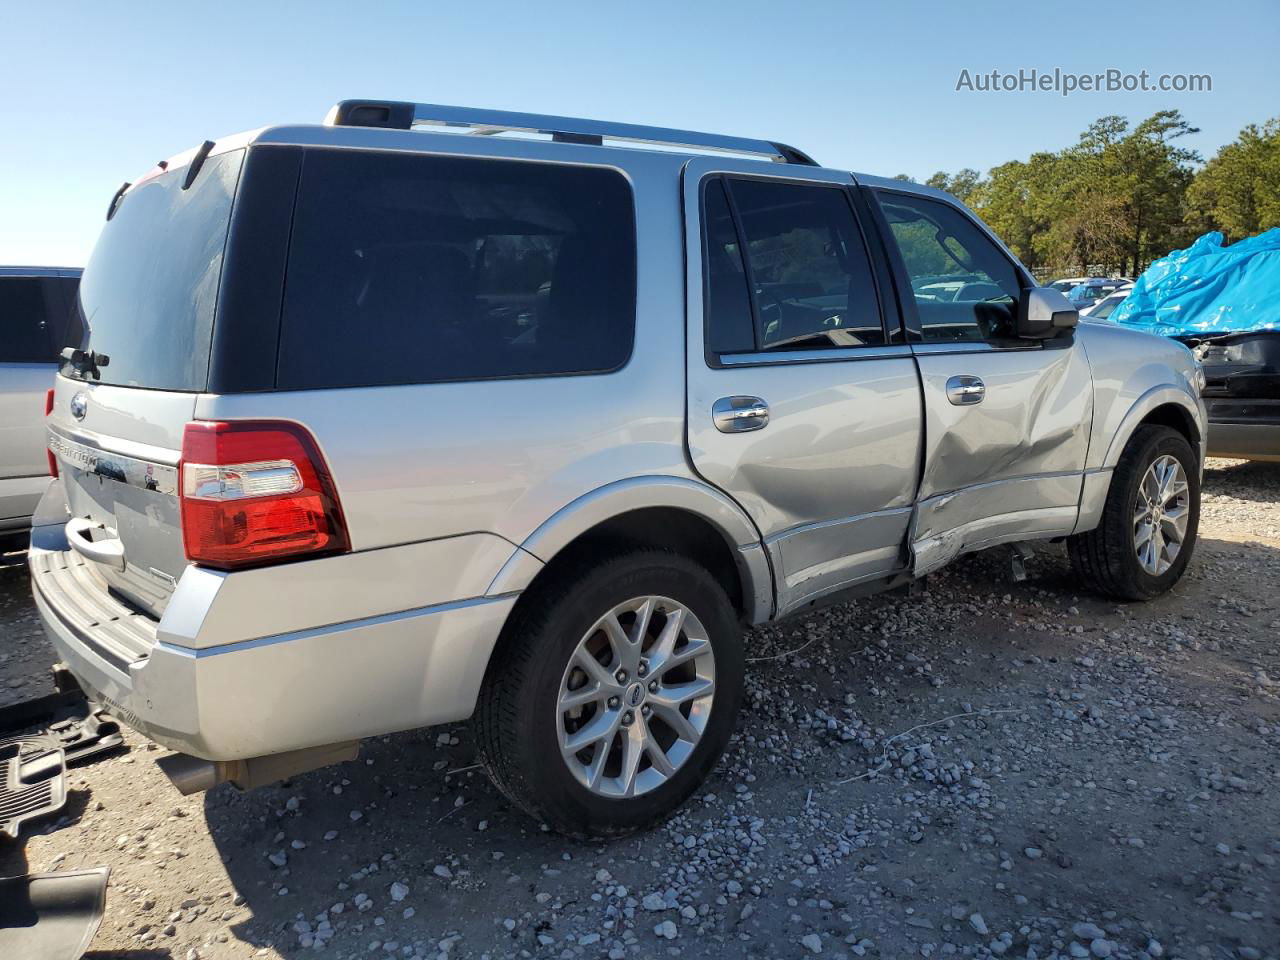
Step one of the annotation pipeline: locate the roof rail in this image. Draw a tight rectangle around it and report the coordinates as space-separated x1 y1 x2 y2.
323 100 817 166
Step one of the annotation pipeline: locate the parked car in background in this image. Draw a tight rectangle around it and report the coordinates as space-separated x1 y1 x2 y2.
1 266 80 550
1110 231 1280 463
1067 278 1127 309
1084 284 1134 321
1186 331 1280 461
1047 277 1088 295
31 101 1205 837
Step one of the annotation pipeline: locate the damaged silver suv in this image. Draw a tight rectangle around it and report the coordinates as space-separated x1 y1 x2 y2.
31 100 1206 837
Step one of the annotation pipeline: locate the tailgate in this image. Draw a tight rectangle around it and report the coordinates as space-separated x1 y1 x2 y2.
47 377 194 617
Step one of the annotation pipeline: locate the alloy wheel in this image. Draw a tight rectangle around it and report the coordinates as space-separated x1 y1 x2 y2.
556 595 716 798
1133 454 1190 576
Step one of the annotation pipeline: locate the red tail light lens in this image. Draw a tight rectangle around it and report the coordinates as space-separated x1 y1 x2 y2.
180 421 349 570
45 389 58 478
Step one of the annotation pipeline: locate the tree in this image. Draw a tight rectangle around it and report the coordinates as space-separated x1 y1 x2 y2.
913 110 1273 277
925 168 981 204
1186 118 1280 243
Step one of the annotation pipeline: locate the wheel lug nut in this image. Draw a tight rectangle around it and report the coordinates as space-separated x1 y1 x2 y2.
607 696 620 708
622 711 634 726
641 705 652 717
637 662 648 677
615 670 627 684
648 680 658 693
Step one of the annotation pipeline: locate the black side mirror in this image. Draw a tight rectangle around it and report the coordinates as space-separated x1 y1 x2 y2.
1018 287 1079 339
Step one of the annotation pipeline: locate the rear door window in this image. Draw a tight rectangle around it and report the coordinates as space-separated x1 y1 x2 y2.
704 177 884 355
0 277 60 362
0 276 79 362
276 149 636 390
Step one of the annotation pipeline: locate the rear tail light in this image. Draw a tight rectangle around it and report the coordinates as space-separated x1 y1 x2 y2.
180 420 349 570
45 389 58 478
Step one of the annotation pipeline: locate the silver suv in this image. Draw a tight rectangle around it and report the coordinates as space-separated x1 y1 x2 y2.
31 101 1206 837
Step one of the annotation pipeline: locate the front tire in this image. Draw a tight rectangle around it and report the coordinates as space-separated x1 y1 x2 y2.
1068 424 1200 600
472 549 744 838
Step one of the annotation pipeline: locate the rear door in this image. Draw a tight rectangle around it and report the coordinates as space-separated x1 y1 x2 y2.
683 160 923 617
869 187 1092 574
46 147 247 615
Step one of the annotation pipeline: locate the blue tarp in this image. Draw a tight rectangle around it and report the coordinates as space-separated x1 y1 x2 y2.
1111 228 1280 336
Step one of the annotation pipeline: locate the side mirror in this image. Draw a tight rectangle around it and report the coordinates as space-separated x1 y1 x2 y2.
1018 287 1078 339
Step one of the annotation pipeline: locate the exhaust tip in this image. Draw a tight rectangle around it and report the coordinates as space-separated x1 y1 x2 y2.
155 753 234 795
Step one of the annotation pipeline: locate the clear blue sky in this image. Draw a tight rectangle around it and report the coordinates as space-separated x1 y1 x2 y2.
3 0 1276 266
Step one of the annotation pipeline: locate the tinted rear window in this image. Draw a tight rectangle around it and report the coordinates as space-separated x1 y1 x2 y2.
0 276 76 362
70 149 244 390
276 149 636 390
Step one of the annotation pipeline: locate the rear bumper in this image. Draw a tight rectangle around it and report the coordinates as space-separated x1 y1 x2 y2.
29 499 521 761
1206 398 1280 462
1206 421 1280 462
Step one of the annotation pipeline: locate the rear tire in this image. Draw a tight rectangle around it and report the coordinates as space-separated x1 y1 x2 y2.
1068 424 1200 601
472 549 743 838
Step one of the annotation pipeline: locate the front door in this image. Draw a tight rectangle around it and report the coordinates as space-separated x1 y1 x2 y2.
870 187 1093 574
682 160 923 617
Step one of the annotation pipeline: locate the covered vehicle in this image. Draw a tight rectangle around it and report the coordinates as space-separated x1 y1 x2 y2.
1113 230 1280 461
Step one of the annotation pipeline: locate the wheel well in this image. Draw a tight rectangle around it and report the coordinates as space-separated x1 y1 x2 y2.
1140 402 1200 447
524 507 749 621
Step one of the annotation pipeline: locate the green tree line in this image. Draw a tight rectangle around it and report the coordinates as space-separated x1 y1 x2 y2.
908 112 1280 279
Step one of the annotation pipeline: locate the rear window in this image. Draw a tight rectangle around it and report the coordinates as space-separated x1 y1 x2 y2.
275 149 636 390
0 276 76 362
69 149 244 390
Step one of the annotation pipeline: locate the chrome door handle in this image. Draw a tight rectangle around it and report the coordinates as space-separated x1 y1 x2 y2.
945 375 985 406
713 396 770 433
65 516 127 571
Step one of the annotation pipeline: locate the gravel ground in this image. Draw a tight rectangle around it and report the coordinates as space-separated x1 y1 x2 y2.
2 458 1278 960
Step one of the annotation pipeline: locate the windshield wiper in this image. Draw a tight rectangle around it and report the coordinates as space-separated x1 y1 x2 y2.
60 347 110 381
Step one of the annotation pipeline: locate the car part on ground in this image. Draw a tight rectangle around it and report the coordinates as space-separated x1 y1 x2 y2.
0 732 67 839
30 99 1205 836
0 866 109 960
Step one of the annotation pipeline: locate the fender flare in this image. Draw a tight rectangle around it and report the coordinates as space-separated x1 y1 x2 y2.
485 475 774 622
1100 384 1204 470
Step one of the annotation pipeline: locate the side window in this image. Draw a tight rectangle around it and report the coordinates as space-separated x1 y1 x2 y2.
277 150 636 390
702 178 754 355
704 177 884 355
877 192 1024 343
0 277 62 362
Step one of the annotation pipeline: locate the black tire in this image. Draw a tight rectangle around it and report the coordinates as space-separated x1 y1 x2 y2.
472 548 744 838
1068 424 1200 601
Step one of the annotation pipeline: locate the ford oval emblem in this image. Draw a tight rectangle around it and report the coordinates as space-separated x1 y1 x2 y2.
70 391 88 421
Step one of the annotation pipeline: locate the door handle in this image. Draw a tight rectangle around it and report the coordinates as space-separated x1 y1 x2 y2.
945 375 985 406
65 516 127 571
713 396 770 433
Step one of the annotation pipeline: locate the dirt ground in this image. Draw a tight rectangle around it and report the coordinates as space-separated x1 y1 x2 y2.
2 459 1277 960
